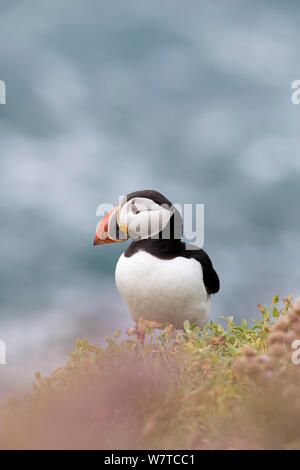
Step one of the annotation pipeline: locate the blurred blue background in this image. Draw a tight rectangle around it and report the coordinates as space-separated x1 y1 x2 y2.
0 0 300 395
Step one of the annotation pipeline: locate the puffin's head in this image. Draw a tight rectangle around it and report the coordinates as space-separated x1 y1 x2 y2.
94 190 181 245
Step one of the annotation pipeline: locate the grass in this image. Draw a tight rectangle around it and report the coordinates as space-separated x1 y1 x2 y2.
1 294 300 449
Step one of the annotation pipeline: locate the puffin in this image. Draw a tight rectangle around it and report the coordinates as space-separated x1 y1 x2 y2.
94 190 219 330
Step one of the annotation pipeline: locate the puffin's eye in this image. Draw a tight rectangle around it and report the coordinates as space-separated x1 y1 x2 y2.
132 205 140 215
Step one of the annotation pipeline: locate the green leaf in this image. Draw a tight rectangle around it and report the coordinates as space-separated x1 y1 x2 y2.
227 336 235 344
35 371 41 382
273 307 280 318
146 327 153 336
114 330 121 340
194 326 201 337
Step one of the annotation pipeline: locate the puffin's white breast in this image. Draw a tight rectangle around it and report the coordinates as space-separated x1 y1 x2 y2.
115 251 210 329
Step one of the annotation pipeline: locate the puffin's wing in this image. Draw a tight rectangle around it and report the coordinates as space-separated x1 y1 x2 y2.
188 248 220 295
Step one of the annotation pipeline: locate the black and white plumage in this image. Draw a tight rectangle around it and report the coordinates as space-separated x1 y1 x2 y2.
94 190 219 329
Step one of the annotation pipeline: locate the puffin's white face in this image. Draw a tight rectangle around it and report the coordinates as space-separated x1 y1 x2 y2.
94 191 178 246
118 197 174 241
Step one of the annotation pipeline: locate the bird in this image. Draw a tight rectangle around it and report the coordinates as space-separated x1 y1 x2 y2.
94 190 219 330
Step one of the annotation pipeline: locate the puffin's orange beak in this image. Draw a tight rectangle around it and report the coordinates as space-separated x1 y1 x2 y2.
94 206 127 245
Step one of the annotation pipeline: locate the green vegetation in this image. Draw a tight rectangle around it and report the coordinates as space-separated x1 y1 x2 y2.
1 294 300 450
